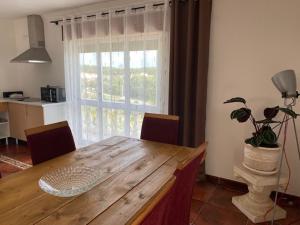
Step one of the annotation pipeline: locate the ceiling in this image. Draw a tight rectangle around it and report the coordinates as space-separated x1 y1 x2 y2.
0 0 107 19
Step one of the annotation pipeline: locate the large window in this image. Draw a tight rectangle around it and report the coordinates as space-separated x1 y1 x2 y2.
63 7 169 146
78 39 161 144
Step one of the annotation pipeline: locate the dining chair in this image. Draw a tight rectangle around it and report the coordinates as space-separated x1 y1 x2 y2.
140 113 179 145
130 176 176 225
25 121 76 165
166 142 208 225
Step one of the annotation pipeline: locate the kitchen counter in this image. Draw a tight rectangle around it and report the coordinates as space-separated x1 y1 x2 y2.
0 98 67 141
0 98 66 107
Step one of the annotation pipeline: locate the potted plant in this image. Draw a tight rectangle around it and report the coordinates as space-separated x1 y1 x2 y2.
224 97 298 173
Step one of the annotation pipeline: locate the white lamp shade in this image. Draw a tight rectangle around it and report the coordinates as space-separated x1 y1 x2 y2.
271 70 297 97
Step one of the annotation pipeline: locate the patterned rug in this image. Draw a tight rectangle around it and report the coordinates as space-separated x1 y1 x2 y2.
0 154 32 170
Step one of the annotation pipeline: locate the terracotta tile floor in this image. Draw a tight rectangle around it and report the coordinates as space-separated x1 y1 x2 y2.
0 141 32 177
191 180 300 225
0 141 299 225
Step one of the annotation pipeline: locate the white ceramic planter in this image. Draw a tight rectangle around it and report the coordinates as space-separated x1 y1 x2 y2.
243 144 281 172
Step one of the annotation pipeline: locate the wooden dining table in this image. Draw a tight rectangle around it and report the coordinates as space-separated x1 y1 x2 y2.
0 136 204 225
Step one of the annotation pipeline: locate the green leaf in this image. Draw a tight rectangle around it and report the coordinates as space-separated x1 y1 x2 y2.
262 128 277 145
279 107 297 118
230 108 251 122
264 106 279 119
245 137 256 146
245 135 264 147
224 97 246 104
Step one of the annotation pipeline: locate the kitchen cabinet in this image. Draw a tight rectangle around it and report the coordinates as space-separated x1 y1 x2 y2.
0 102 8 112
25 105 44 130
0 102 10 144
8 102 66 141
8 103 27 141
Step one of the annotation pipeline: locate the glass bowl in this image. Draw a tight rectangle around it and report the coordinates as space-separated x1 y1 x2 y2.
39 166 102 197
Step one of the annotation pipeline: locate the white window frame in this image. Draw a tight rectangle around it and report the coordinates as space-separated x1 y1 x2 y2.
78 33 163 144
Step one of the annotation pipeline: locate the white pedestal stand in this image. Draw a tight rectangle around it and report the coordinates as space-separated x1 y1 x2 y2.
232 166 288 224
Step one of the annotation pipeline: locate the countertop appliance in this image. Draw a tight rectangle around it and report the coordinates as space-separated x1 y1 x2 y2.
41 85 66 103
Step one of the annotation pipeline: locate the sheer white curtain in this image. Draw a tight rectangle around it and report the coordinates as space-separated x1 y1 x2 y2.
63 2 170 146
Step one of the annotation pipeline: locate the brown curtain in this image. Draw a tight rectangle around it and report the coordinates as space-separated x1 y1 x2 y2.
169 0 212 147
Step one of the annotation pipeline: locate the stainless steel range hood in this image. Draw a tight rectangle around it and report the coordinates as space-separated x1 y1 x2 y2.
11 15 51 63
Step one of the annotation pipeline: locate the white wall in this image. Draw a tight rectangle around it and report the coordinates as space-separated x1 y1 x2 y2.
0 19 20 93
206 0 300 197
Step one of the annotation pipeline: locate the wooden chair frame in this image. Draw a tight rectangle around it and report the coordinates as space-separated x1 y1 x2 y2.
25 121 69 136
143 113 179 121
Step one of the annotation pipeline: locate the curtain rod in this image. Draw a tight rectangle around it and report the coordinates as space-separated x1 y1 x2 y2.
50 2 167 25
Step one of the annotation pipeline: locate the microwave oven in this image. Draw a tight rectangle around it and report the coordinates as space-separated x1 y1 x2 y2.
41 86 66 102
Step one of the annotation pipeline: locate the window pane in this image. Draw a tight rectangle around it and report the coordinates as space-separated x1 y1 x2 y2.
130 112 144 138
80 53 97 100
130 51 144 68
81 105 99 142
130 51 144 105
102 52 110 102
145 50 157 67
101 51 125 103
129 50 158 106
77 39 161 145
102 108 125 138
145 50 157 106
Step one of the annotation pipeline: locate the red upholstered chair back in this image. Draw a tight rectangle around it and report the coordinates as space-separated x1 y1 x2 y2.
130 176 176 225
140 113 179 145
167 143 207 225
25 121 76 165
